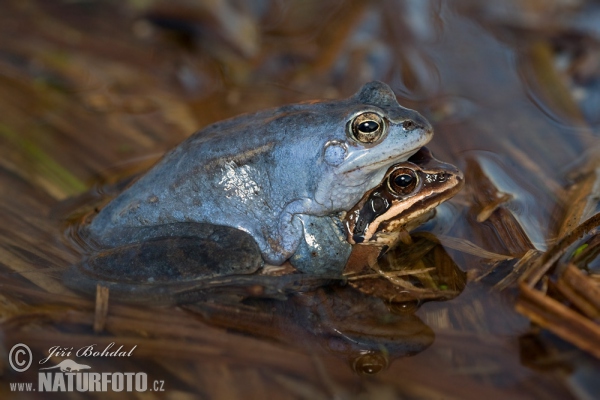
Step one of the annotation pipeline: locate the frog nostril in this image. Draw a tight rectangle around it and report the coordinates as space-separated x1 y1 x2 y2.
402 120 416 130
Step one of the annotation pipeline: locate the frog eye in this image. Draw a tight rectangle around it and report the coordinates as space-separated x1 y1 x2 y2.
350 112 386 143
387 167 418 196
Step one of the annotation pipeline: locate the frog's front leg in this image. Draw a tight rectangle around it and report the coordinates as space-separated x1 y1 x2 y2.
263 198 332 266
290 214 352 276
260 211 304 265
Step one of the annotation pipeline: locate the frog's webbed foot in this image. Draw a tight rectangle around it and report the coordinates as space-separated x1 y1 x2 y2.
65 223 263 305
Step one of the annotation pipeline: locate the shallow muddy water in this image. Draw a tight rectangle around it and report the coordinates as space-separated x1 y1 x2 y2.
0 0 599 399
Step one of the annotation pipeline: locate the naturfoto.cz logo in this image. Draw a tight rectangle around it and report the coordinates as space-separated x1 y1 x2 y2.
6 343 165 393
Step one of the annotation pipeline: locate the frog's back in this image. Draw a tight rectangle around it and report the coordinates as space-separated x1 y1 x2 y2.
87 99 351 248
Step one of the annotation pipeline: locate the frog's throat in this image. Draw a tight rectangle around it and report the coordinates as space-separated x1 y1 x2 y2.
339 147 422 177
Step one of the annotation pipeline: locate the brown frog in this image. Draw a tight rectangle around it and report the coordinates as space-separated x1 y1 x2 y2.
344 147 464 246
342 147 466 304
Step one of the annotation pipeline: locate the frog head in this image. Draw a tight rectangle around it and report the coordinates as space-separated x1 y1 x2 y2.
315 81 433 211
344 147 464 244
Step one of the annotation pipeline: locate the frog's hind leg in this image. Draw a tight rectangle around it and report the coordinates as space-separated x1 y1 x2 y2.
65 223 264 305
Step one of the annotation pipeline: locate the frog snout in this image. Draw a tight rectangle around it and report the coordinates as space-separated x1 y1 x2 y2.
442 164 465 193
412 112 433 136
447 161 464 182
455 167 465 188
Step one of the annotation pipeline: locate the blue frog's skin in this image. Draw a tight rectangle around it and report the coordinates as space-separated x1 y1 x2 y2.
87 81 433 266
290 214 352 275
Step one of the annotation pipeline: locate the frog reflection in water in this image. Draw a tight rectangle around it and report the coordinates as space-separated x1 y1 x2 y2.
183 149 464 372
180 149 464 374
78 81 433 278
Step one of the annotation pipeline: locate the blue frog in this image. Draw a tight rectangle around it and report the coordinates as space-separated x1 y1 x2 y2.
85 81 433 268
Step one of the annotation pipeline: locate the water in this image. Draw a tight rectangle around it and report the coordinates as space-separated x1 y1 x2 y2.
0 0 598 398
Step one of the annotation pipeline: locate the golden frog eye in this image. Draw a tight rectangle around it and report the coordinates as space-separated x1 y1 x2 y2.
352 352 388 375
350 112 385 143
387 167 418 196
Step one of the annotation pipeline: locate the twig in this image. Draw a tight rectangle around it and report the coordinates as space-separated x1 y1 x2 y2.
93 284 109 333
